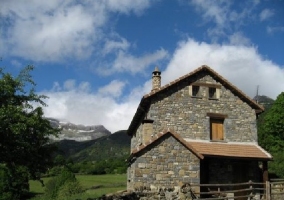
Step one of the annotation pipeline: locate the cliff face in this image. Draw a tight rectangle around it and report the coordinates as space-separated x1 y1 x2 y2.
48 118 111 141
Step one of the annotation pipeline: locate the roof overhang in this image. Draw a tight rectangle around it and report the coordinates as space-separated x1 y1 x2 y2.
185 139 273 161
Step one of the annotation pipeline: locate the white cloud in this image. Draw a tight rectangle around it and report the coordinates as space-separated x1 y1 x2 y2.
162 38 284 99
64 80 76 91
103 36 130 55
191 0 229 27
190 0 259 41
267 26 284 34
228 32 251 46
11 60 22 68
98 80 127 98
42 80 138 133
0 0 154 62
259 9 274 21
105 0 151 15
97 48 169 75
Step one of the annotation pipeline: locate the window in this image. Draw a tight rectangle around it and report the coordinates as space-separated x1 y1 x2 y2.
192 85 200 97
209 87 216 99
210 118 224 140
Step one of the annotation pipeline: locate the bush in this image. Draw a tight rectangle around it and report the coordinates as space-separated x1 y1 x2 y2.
44 168 83 200
56 181 83 200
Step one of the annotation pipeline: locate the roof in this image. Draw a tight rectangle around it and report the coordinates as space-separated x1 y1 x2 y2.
130 130 204 160
127 65 264 136
186 140 272 161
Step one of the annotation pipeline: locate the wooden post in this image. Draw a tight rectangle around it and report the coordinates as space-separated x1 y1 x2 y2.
266 181 271 200
262 161 269 199
263 161 269 182
249 180 253 199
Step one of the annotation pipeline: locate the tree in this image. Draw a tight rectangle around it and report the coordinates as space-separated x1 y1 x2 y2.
258 92 284 177
0 66 60 199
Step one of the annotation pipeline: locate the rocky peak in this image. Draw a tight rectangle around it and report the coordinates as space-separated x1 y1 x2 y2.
47 118 111 141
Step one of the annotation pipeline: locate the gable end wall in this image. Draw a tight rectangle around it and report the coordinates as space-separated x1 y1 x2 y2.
131 73 257 146
127 134 200 191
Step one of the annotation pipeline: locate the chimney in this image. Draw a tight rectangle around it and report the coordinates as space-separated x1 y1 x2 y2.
142 119 154 144
152 66 161 91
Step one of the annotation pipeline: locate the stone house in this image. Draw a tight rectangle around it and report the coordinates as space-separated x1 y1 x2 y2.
126 65 272 197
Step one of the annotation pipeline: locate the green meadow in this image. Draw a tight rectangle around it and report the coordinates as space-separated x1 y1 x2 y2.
29 174 127 200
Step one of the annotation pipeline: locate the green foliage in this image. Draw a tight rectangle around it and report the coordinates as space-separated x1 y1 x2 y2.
0 66 60 198
43 169 83 200
0 165 12 200
66 157 127 175
0 165 29 200
56 181 83 200
258 92 284 177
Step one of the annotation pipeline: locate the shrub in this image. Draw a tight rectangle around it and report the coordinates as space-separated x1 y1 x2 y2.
56 181 83 200
44 168 82 200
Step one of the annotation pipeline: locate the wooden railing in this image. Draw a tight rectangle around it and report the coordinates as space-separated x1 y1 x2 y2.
132 180 284 199
270 179 284 200
187 180 284 200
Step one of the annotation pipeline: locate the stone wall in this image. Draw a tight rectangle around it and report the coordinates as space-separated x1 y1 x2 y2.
133 73 258 145
127 134 200 192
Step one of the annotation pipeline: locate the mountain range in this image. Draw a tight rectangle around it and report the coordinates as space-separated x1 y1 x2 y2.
48 118 111 141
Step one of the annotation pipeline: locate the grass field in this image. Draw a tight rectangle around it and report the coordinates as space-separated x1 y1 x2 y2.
29 174 127 199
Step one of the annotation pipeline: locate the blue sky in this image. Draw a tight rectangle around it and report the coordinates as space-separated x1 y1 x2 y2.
1 0 284 132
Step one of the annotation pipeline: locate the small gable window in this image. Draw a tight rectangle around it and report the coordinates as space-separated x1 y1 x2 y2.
209 87 216 99
189 85 202 98
192 85 200 97
208 86 220 100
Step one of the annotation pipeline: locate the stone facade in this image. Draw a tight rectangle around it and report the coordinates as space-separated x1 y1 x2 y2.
131 73 257 149
128 134 199 192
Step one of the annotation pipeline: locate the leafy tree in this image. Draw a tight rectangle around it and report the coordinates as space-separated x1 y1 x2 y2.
258 92 284 177
0 66 60 199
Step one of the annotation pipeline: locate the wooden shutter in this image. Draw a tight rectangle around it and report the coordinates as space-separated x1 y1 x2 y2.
211 119 224 140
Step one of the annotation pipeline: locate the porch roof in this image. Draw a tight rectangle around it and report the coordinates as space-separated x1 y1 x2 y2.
186 140 272 160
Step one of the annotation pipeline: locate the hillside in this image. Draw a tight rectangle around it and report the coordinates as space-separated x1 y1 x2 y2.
56 130 131 162
254 95 275 109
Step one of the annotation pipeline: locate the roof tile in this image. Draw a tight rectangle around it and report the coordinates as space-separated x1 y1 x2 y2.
186 140 272 160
